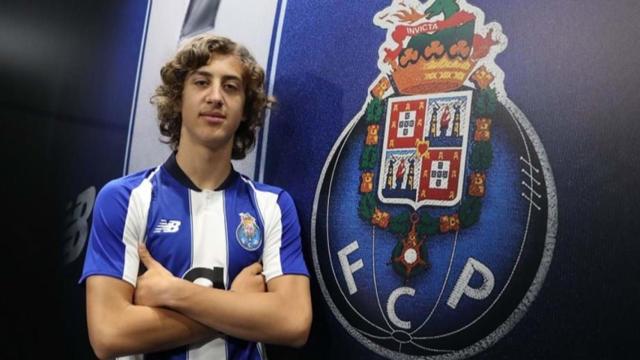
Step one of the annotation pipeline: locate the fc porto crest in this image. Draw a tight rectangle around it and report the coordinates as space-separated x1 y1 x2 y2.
236 212 262 251
311 0 558 359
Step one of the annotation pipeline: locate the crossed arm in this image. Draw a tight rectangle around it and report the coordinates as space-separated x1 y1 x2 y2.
86 244 311 359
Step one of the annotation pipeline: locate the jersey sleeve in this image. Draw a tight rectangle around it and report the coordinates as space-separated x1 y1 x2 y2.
262 190 309 281
79 178 146 286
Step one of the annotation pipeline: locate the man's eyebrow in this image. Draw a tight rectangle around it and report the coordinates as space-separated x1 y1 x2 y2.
192 70 213 78
222 74 243 83
191 70 243 83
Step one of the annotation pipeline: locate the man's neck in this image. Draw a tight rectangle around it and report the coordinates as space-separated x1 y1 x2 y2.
175 143 233 191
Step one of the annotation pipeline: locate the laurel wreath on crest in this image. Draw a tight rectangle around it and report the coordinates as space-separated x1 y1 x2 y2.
357 81 498 278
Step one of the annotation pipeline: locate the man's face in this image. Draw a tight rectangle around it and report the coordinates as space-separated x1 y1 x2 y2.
180 54 246 153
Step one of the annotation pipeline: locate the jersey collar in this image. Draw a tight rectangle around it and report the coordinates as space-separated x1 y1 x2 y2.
163 152 238 192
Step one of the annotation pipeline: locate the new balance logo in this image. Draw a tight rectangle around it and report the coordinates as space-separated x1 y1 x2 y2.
153 219 181 234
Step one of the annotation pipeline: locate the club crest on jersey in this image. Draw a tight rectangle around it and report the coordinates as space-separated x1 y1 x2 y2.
236 212 262 251
311 1 558 359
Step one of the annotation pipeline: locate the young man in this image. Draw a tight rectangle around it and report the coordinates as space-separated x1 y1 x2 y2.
80 35 311 359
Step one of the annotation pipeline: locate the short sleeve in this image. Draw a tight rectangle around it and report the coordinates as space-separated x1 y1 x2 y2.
79 178 146 286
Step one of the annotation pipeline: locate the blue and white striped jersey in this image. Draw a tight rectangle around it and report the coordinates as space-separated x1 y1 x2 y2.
80 153 309 360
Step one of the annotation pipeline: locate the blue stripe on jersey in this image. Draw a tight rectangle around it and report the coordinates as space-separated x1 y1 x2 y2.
145 167 193 279
275 190 308 276
226 337 261 360
225 177 264 284
224 177 266 360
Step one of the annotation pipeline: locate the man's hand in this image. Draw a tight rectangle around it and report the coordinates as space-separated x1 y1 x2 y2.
134 243 177 307
230 262 266 293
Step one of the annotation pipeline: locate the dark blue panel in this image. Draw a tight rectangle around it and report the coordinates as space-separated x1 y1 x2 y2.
264 1 640 359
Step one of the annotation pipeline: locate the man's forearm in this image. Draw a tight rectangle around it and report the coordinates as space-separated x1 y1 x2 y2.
86 276 219 359
91 304 218 358
132 245 312 347
163 276 311 347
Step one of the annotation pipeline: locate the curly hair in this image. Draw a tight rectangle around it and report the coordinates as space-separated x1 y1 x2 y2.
151 35 273 159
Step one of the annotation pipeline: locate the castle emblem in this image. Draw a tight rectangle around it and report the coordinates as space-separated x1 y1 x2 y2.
236 212 262 251
312 0 557 358
378 90 472 208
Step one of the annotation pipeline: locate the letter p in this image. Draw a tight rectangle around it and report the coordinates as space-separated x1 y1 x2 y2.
447 257 495 309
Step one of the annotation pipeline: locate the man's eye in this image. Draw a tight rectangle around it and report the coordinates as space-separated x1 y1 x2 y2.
224 83 240 92
194 79 208 86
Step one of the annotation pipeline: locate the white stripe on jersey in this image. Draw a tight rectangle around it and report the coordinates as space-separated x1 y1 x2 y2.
187 188 228 359
122 167 159 285
241 178 283 282
116 354 142 360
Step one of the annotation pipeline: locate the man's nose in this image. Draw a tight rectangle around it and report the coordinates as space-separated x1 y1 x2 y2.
205 84 224 106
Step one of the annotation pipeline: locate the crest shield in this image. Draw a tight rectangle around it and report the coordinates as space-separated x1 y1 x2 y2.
378 90 472 208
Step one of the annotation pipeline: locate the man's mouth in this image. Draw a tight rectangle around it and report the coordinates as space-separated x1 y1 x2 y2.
200 112 226 123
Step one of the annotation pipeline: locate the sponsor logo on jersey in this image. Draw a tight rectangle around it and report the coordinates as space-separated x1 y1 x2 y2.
311 0 557 358
236 212 262 251
153 219 181 234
